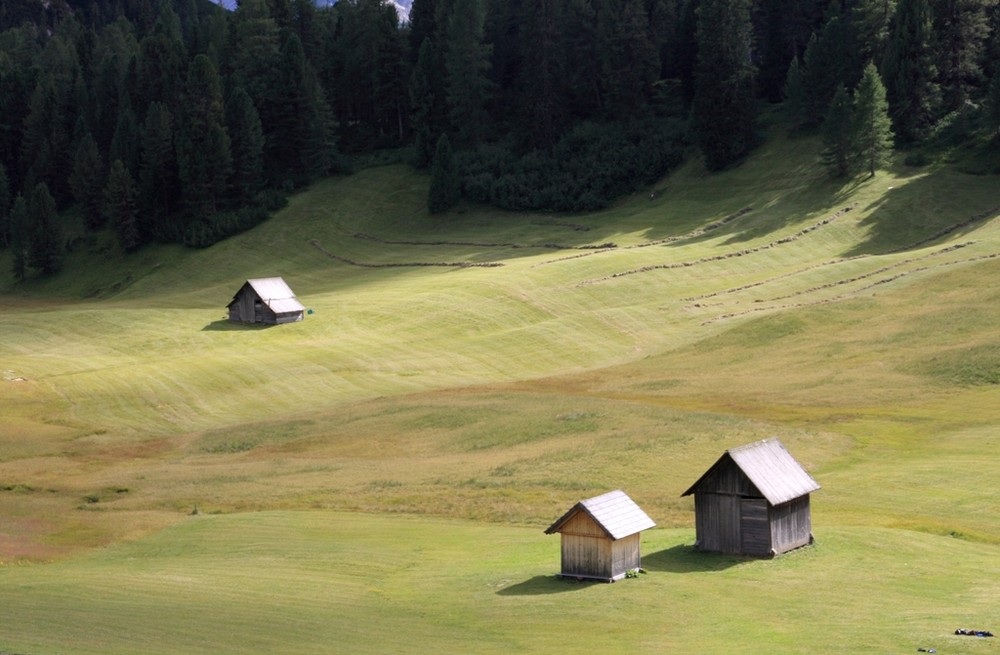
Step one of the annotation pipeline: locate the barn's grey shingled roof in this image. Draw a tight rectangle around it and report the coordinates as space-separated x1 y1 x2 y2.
545 489 656 540
681 438 820 505
244 277 305 314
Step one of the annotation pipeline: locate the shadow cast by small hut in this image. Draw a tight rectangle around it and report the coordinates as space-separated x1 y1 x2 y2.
496 575 601 596
201 319 276 332
642 544 744 573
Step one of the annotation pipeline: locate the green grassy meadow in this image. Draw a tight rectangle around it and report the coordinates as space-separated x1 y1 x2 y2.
2 126 1000 653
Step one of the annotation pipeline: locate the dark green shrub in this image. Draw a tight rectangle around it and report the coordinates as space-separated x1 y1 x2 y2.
455 118 687 213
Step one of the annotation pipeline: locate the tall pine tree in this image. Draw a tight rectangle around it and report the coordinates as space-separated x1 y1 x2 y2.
9 195 28 281
691 0 757 170
428 133 459 214
853 62 894 177
104 159 140 251
932 0 992 112
519 0 563 148
226 86 265 204
801 10 862 127
69 130 105 229
986 72 1000 138
783 56 807 129
444 0 493 147
597 0 659 117
853 0 897 66
0 162 10 247
881 0 939 142
176 54 232 221
821 85 854 178
409 39 438 168
27 182 63 275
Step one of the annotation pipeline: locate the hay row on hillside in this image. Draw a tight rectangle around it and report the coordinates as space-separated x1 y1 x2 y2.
309 240 504 268
580 205 857 285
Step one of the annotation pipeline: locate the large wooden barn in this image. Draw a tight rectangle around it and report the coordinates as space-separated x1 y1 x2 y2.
682 438 820 557
227 277 305 325
545 489 656 582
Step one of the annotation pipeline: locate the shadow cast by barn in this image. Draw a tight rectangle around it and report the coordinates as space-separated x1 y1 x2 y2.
495 575 601 596
642 544 744 573
201 319 276 332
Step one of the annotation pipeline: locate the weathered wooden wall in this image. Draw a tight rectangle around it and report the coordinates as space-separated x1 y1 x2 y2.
610 533 642 578
769 495 813 554
740 498 771 556
229 290 257 323
559 512 613 579
700 458 758 496
693 483 813 555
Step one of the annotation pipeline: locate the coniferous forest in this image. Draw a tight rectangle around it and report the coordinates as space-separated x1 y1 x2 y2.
1 0 999 278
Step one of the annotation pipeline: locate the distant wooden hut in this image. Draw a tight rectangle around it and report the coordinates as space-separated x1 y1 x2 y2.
545 489 656 582
227 277 305 325
681 438 820 557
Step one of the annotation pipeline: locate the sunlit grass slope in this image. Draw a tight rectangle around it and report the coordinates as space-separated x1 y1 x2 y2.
1 125 1000 654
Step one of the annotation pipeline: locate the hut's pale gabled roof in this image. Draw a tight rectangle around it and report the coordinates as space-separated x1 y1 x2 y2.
233 277 305 314
545 489 656 540
681 438 820 506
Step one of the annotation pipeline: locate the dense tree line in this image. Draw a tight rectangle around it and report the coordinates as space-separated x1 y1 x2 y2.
1 0 999 279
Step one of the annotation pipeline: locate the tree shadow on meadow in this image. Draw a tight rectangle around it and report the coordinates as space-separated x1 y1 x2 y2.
641 544 744 573
496 574 603 596
843 167 999 258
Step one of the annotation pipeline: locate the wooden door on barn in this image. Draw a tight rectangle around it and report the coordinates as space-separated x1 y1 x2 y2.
740 498 771 556
696 493 741 553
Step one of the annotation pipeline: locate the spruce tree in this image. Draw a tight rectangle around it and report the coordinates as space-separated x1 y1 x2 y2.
177 54 232 221
853 0 897 66
110 104 141 176
597 0 659 117
409 0 438 58
27 183 63 275
675 0 699 102
225 86 265 203
137 33 184 114
271 30 337 183
372 2 407 144
987 72 1000 138
139 101 178 239
428 133 459 214
821 85 854 178
520 0 562 148
559 0 602 118
69 131 105 229
444 0 493 147
881 0 939 142
9 195 28 281
801 12 862 127
20 75 60 197
853 62 894 177
104 159 141 252
691 0 757 171
932 0 992 112
0 162 9 247
410 39 437 169
783 56 807 129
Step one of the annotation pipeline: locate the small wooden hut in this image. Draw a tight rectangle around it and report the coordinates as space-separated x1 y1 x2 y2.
681 438 820 557
227 277 305 325
545 489 656 582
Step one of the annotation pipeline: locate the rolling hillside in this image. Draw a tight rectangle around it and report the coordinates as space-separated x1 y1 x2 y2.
1 128 999 654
